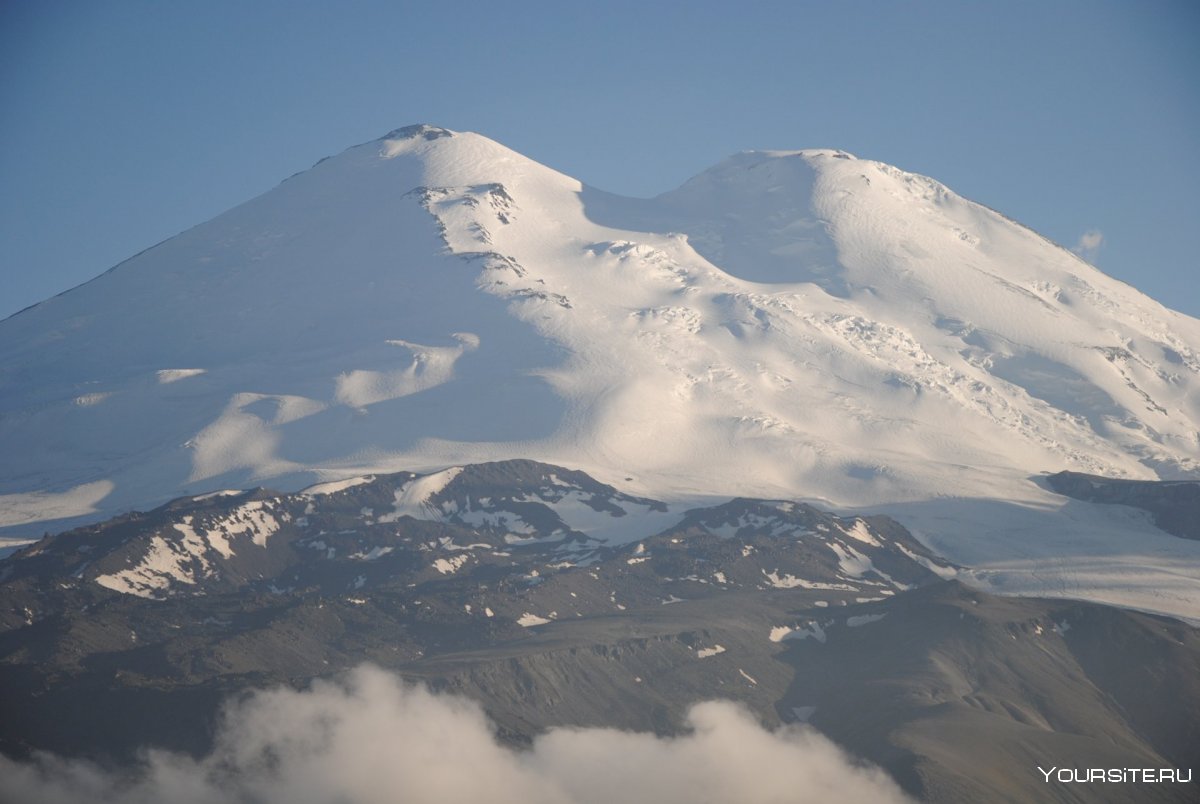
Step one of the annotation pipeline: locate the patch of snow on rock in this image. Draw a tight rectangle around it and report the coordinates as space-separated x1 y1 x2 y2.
431 554 469 574
841 519 881 547
769 621 828 643
302 476 376 496
95 534 208 598
156 368 207 384
380 467 463 522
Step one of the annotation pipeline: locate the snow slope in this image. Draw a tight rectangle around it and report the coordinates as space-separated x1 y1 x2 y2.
3 124 1199 618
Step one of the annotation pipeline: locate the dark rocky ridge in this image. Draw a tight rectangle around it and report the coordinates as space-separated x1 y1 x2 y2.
1 460 1197 803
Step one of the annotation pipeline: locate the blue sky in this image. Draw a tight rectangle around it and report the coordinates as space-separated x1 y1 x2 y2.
2 0 1197 319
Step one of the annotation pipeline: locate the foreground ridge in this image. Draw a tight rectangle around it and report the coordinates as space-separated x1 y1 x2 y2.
1 461 1197 803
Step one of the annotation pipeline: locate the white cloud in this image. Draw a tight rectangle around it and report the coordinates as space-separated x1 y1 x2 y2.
0 665 912 804
1072 229 1104 262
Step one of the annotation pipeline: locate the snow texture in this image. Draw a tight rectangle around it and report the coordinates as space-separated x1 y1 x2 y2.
3 126 1200 620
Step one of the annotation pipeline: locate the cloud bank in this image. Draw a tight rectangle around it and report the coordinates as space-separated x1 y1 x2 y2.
0 665 911 804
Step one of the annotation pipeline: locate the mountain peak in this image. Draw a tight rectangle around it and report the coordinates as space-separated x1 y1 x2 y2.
379 124 456 142
366 123 576 192
743 147 857 161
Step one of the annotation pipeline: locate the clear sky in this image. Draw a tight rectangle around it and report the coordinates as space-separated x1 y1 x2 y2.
2 0 1197 320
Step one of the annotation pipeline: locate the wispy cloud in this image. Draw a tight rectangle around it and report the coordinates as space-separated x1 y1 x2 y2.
1072 229 1104 262
0 665 912 804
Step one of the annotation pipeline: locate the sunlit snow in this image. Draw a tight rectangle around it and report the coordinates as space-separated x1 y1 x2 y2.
3 125 1200 619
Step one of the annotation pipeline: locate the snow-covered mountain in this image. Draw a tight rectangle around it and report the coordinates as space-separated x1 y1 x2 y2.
3 124 1200 619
